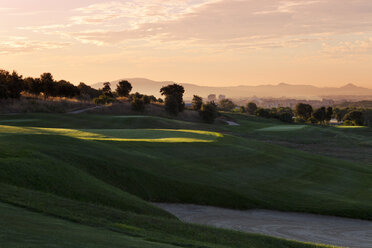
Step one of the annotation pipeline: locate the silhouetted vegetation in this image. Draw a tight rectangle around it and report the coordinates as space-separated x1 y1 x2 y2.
116 80 132 97
246 102 258 115
344 111 364 126
218 99 236 111
160 84 185 116
131 97 146 112
77 82 101 100
295 103 313 121
192 95 203 111
199 102 218 123
0 70 25 99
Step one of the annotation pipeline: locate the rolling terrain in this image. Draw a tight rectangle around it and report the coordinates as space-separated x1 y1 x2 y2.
1 113 371 247
93 78 372 99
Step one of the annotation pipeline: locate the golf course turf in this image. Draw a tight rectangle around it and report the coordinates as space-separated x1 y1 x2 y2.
1 113 371 247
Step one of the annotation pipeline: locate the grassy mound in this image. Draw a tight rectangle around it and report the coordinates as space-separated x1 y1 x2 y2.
1 113 370 247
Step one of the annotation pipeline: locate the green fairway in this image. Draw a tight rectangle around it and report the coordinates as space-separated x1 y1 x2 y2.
0 113 370 247
258 125 307 131
0 202 177 248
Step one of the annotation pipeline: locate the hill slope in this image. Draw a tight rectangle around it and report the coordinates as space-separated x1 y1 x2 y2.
1 113 371 247
93 78 372 99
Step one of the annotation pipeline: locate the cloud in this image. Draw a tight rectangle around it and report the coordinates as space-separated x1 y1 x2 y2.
12 0 372 54
67 0 372 48
322 37 372 57
70 0 219 26
0 37 71 55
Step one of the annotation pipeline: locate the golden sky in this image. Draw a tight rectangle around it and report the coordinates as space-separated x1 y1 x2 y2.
1 0 372 88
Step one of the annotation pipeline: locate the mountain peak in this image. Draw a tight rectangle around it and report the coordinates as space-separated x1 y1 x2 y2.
342 83 358 88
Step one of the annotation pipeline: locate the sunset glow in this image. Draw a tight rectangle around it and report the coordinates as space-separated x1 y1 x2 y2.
1 0 372 87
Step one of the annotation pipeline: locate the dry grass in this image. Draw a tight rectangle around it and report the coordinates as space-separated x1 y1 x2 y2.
0 97 94 114
87 102 202 122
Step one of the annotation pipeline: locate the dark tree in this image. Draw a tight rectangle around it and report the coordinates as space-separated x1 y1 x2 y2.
334 108 349 122
313 107 326 124
295 103 313 120
131 97 145 112
77 83 101 99
8 71 24 99
199 102 218 123
192 95 203 111
246 102 258 115
56 80 79 98
279 112 294 123
40 73 55 98
102 82 113 98
0 70 9 99
164 95 180 115
160 84 185 115
149 95 157 103
344 111 364 126
157 98 164 103
0 84 8 99
116 80 132 97
25 77 43 96
218 99 236 111
325 107 333 123
256 108 270 118
142 95 151 104
0 70 25 99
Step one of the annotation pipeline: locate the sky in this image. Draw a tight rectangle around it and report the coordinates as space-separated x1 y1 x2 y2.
1 0 372 88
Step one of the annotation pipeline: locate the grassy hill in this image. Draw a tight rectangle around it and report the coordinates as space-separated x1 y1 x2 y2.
1 113 371 247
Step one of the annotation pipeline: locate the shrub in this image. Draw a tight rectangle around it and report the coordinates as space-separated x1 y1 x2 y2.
255 108 270 118
192 95 203 111
344 111 364 126
116 80 132 97
164 95 180 116
246 102 258 115
131 97 145 112
296 103 313 120
93 95 115 105
199 102 218 123
218 99 236 111
294 117 306 124
160 84 185 115
279 112 294 123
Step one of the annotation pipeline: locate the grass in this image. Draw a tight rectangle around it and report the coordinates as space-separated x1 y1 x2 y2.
257 125 307 131
1 112 370 247
223 113 372 164
0 202 177 248
0 97 94 114
0 184 336 248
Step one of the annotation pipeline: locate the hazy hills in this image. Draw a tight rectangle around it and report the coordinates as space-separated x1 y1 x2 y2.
92 78 372 100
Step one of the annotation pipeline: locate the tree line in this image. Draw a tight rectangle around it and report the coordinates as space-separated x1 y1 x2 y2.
241 101 365 126
0 69 100 100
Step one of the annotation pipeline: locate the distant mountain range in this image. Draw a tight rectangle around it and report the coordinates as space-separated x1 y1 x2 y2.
92 78 372 100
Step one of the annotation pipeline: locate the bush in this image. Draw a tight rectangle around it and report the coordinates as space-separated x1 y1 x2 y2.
116 80 132 97
131 97 145 112
160 84 185 115
164 95 180 116
255 108 270 118
246 102 258 115
142 95 151 104
278 112 294 123
344 111 364 126
192 95 203 111
93 95 115 105
294 117 306 124
307 117 318 124
199 102 218 123
0 84 9 99
218 99 236 111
